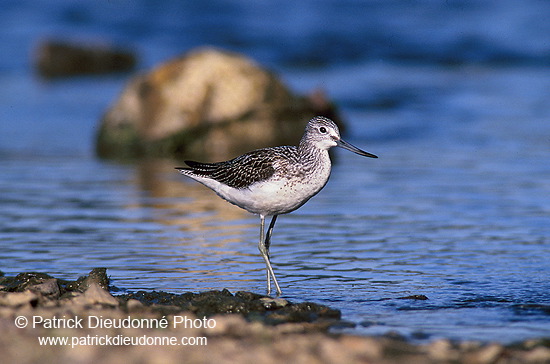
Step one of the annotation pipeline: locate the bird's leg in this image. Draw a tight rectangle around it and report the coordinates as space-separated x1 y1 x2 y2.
259 215 271 294
264 215 279 294
264 215 278 252
258 215 282 296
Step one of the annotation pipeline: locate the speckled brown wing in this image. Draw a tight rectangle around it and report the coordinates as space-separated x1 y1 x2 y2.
178 147 296 189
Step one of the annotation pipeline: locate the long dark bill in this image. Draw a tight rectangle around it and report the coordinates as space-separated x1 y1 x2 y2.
337 139 378 158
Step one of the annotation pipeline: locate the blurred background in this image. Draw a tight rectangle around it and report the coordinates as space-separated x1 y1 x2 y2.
1 0 549 343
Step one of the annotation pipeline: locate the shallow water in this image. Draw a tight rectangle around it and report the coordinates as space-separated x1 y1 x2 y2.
1 0 550 343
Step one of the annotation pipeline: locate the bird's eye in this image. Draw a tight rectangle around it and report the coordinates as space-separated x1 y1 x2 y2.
319 126 327 134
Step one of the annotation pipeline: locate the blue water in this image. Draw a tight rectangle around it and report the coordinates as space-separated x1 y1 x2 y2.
1 0 549 343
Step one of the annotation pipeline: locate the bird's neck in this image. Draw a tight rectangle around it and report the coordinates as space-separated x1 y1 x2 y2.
297 140 330 167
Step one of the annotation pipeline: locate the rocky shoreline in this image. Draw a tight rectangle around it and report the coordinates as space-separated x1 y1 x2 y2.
1 269 548 363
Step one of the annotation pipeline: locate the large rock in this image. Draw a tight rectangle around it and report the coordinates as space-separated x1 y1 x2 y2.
96 47 341 160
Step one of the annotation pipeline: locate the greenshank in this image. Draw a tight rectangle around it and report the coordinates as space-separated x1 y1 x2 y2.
176 116 377 295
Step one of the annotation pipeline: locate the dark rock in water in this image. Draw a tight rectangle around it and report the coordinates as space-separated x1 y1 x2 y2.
64 267 111 292
0 268 111 297
397 294 429 300
118 288 341 326
35 40 136 78
263 301 341 325
0 272 56 292
0 268 341 328
96 47 342 160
